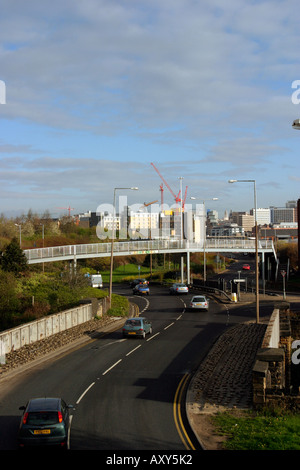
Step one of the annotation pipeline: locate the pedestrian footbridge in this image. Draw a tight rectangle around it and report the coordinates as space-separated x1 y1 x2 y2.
24 238 276 265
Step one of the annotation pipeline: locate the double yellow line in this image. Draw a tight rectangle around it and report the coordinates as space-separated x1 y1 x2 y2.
173 373 196 450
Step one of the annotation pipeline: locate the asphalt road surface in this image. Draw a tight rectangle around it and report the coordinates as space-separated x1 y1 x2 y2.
0 282 261 451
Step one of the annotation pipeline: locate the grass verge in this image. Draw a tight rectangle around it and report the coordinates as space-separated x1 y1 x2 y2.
212 409 300 450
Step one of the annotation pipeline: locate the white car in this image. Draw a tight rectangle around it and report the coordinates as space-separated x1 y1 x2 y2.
189 295 209 311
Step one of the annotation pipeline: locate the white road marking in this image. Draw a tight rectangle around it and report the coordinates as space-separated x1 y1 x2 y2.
146 332 160 341
164 322 174 330
126 344 142 356
102 359 122 375
76 382 95 404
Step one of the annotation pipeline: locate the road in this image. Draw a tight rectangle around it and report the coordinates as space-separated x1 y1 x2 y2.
0 282 260 451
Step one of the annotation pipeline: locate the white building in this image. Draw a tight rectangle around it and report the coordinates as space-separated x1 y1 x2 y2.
129 211 159 238
250 208 271 226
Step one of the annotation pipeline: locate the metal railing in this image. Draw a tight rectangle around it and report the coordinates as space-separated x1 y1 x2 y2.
24 238 276 264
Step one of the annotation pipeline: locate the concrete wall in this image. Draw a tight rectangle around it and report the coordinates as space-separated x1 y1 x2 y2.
0 302 94 355
261 308 280 349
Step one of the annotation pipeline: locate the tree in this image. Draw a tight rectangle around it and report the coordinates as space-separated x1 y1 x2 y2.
0 237 28 275
0 270 20 330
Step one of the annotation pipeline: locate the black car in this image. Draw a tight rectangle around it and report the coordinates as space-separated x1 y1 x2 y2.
18 397 74 448
130 278 149 288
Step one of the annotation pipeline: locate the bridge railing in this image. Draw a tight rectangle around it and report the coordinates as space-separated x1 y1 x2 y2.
23 238 275 264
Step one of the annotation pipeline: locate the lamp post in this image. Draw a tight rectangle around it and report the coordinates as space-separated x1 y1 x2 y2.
190 197 218 283
292 120 300 272
178 176 184 282
109 187 138 305
228 179 259 323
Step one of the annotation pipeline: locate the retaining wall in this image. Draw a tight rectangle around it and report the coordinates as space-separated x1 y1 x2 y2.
0 299 105 356
252 302 300 409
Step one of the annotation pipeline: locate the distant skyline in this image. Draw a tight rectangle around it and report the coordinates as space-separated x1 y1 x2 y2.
0 1 300 219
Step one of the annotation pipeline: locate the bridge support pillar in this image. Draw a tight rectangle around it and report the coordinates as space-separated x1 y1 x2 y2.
187 251 190 285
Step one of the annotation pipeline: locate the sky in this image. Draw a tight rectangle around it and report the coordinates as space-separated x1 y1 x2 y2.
0 0 300 220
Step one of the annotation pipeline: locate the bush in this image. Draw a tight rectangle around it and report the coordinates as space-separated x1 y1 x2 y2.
0 238 28 275
0 270 20 329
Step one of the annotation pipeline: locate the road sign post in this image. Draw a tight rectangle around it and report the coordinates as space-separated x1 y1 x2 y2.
280 270 286 300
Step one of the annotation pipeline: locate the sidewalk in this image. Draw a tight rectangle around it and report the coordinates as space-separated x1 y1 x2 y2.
185 292 272 450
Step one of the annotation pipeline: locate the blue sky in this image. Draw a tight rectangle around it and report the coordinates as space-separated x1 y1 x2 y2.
0 0 299 219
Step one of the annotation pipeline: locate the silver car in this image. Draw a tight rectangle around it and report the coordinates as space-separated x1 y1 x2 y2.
189 295 209 311
169 283 189 295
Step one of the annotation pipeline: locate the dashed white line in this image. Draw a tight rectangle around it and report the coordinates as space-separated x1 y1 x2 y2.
164 322 174 330
74 304 185 408
126 344 142 356
76 382 95 404
102 359 122 375
146 332 160 341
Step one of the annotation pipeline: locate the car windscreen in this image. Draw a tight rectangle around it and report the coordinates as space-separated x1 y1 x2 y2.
26 411 59 425
125 320 141 326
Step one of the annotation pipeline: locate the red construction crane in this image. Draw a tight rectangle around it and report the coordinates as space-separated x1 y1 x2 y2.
144 200 158 207
182 185 188 210
56 205 74 217
139 200 158 212
151 163 188 210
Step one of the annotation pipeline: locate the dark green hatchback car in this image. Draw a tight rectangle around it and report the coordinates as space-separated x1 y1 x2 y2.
18 397 74 449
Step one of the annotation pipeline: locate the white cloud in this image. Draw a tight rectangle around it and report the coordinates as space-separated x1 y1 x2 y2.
0 0 299 215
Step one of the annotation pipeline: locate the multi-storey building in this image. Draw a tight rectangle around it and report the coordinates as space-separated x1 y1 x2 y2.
270 206 296 224
230 212 254 233
250 208 271 226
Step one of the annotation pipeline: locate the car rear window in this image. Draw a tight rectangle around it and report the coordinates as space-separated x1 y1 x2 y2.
125 320 141 326
27 411 59 425
193 297 206 302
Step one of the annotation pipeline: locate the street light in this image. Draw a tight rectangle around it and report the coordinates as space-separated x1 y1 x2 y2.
190 197 219 283
178 176 184 282
109 187 138 304
292 120 300 272
228 179 259 323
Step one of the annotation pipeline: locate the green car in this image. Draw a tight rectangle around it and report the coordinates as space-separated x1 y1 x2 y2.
122 317 152 339
18 397 74 448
